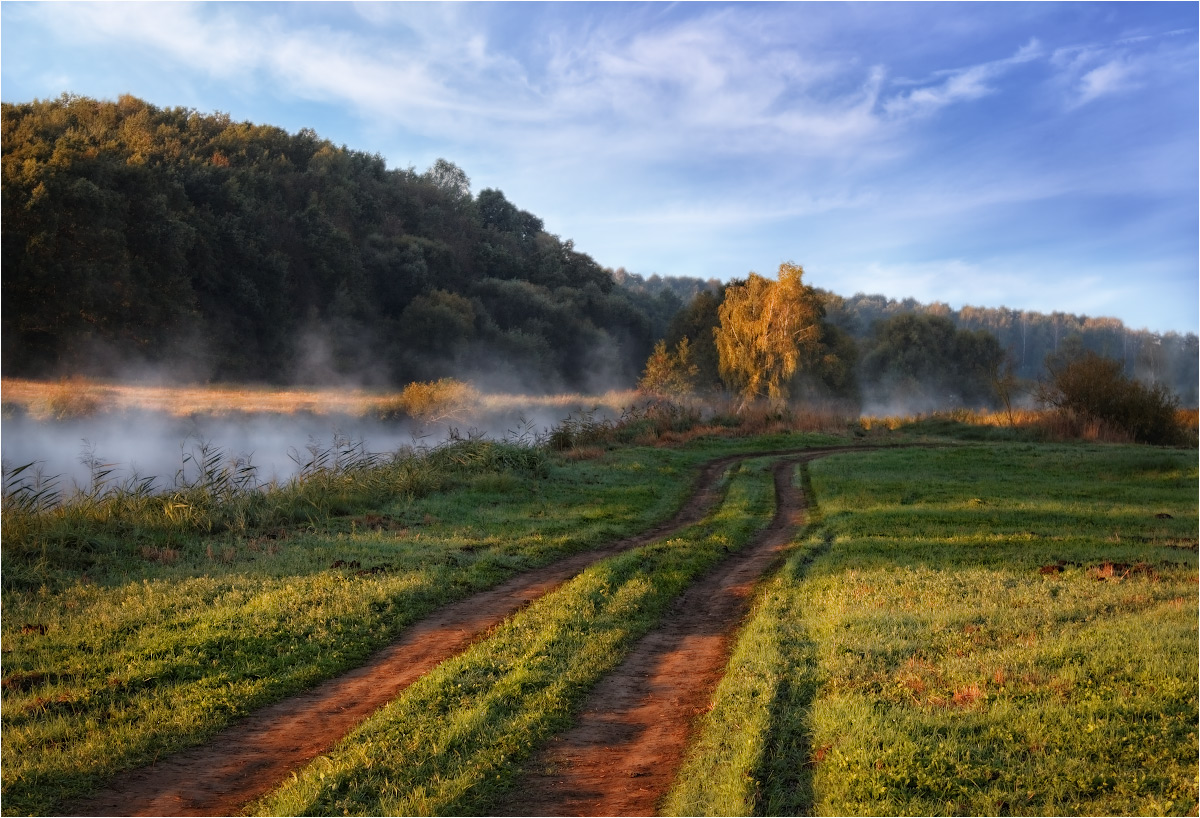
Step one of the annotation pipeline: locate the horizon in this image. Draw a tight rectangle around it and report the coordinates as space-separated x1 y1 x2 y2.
3 2 1197 335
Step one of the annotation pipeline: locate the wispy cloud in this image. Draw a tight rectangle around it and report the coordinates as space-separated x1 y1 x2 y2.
30 3 917 161
1051 26 1196 109
883 38 1042 118
1075 58 1137 106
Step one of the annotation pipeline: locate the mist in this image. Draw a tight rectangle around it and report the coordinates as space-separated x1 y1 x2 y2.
0 390 633 501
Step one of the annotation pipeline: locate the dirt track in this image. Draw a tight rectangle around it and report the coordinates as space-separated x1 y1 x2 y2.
62 445 863 817
495 454 818 816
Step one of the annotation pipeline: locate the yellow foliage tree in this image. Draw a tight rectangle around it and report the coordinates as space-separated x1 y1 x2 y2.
714 262 823 409
638 337 699 398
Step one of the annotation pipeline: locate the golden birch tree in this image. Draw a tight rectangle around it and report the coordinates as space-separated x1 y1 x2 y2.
714 262 823 408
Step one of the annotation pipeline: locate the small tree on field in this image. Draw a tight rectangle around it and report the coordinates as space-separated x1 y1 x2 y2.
638 337 699 398
1036 351 1183 445
714 262 823 409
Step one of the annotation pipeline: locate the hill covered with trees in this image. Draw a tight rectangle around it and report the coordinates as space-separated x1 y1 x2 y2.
2 94 663 391
4 94 1195 407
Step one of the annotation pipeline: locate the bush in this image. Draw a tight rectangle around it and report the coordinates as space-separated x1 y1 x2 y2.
379 378 480 423
1036 352 1185 445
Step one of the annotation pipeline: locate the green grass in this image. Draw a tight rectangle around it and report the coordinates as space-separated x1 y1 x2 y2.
0 430 837 816
7 421 1193 817
668 443 1198 816
0 444 680 814
250 457 779 816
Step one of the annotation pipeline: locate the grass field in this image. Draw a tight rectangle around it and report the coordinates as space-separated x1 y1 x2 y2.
250 455 780 816
666 443 1198 816
2 416 1196 815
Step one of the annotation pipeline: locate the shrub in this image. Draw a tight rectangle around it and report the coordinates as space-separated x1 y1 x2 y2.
1036 352 1185 445
379 378 480 423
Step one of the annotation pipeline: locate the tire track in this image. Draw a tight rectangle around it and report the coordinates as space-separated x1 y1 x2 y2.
494 452 828 816
61 445 863 816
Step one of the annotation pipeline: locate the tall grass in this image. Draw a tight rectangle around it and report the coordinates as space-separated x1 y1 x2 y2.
0 377 644 420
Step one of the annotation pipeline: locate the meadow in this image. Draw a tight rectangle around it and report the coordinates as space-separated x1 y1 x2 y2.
667 443 1198 816
1 385 1196 816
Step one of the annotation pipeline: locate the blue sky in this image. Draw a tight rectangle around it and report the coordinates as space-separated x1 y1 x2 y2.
3 1 1197 333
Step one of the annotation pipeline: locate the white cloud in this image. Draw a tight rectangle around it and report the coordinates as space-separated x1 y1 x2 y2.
1050 27 1197 110
1074 57 1139 107
62 2 256 80
883 38 1041 118
35 3 897 162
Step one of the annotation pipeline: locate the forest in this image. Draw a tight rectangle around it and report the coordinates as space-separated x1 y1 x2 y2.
3 94 1196 407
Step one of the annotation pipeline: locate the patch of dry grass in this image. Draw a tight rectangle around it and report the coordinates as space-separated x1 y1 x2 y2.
0 378 643 422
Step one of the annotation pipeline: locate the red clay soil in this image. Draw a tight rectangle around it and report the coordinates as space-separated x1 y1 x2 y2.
494 453 823 817
62 445 859 817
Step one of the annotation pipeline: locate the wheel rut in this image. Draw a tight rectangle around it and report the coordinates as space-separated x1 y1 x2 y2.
61 445 867 817
494 453 825 816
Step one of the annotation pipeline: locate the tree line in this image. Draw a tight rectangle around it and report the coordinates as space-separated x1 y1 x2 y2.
4 94 1195 410
643 268 1005 411
823 292 1198 406
645 277 1197 410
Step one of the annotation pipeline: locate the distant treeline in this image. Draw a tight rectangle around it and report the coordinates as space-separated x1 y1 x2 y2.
823 293 1198 406
2 94 666 391
643 275 1198 408
4 94 1196 407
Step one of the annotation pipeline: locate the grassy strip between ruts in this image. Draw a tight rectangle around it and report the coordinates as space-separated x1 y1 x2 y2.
249 456 779 816
664 442 1198 816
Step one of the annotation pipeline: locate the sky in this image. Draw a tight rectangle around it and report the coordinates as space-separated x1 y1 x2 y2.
3 1 1198 334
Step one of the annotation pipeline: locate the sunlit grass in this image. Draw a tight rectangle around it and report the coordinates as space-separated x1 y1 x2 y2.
0 431 848 816
5 382 1194 816
250 458 778 816
0 442 721 815
670 443 1198 816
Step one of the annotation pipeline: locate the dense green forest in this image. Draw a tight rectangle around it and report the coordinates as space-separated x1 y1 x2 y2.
3 94 1196 407
2 94 666 392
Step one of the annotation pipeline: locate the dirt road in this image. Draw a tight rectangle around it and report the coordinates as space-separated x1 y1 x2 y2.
495 454 818 815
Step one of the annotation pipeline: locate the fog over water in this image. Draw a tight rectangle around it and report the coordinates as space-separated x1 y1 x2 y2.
0 406 576 496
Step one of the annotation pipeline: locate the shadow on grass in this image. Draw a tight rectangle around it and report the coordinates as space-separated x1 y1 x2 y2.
754 463 828 817
755 558 823 815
